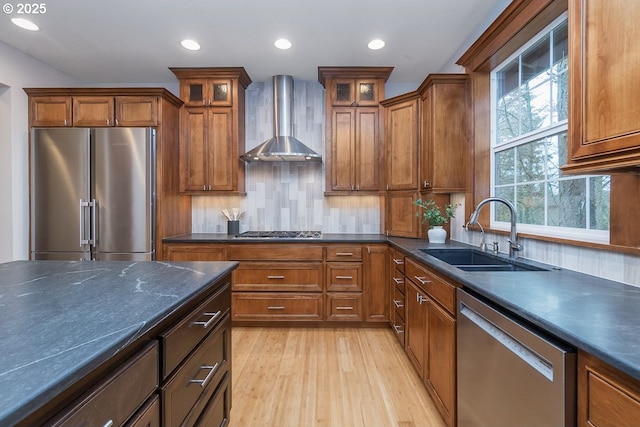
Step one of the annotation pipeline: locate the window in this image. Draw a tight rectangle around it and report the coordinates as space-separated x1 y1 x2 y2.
491 15 610 243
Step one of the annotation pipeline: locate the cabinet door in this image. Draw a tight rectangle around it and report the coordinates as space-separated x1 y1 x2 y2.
181 78 208 107
208 108 234 191
426 300 456 427
405 281 427 379
206 79 233 107
115 96 158 126
355 107 382 191
329 108 356 191
73 96 115 126
386 191 421 238
364 245 388 322
567 0 640 170
30 96 72 127
386 97 419 190
180 108 209 191
421 80 469 192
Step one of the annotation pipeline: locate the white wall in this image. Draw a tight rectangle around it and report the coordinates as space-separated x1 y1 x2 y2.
0 41 79 261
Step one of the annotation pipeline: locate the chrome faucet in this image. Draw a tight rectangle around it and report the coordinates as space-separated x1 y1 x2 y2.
468 197 523 258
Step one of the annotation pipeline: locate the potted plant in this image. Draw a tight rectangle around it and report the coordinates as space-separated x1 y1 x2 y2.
414 198 459 243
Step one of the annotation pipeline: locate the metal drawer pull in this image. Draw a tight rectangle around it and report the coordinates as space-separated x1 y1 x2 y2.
103 421 114 427
414 276 431 285
393 325 404 334
335 275 353 280
189 363 219 388
417 294 428 304
268 306 285 310
336 252 354 256
336 306 354 310
267 275 285 279
393 300 404 308
393 258 404 265
392 277 404 284
192 310 222 329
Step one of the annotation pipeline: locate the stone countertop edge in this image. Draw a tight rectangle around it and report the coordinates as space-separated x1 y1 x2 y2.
165 233 640 382
0 260 238 426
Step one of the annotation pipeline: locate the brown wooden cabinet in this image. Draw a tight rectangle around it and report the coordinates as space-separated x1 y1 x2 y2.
30 96 72 127
404 255 458 427
564 0 640 173
171 68 251 194
385 190 421 238
418 74 470 192
382 92 420 192
388 247 406 346
29 95 158 127
319 67 392 194
24 88 192 260
363 244 389 322
326 244 363 321
578 350 640 427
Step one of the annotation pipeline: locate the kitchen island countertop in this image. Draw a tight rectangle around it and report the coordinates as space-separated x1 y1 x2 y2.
0 260 237 426
165 233 640 382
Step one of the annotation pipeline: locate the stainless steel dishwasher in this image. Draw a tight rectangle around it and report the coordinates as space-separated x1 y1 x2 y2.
457 288 576 427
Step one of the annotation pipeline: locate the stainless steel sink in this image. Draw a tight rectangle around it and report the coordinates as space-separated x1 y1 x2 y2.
419 248 549 272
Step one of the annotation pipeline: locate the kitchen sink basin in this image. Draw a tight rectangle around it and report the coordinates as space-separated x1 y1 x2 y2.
419 248 549 272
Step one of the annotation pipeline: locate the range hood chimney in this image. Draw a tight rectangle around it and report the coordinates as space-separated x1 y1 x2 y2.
241 75 322 163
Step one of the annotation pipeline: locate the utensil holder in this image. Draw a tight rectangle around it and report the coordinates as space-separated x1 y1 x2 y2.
227 220 239 236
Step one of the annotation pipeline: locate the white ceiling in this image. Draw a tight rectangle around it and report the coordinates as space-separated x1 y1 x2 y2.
0 0 511 85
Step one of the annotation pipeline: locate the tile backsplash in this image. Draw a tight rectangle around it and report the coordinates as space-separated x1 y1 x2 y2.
191 79 382 234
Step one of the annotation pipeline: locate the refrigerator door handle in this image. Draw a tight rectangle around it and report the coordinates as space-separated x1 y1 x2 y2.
90 199 97 246
79 199 90 246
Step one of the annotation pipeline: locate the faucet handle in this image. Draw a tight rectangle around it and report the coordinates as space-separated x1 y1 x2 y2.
508 239 523 252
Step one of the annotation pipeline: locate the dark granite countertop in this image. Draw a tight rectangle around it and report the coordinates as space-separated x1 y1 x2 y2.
164 233 640 382
164 232 388 243
0 260 237 426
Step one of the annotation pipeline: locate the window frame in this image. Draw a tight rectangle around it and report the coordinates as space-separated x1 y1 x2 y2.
489 12 610 244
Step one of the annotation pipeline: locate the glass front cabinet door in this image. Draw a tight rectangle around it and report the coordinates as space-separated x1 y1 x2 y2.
330 79 380 107
182 79 233 107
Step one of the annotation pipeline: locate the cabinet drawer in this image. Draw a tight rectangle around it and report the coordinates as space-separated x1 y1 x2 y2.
326 246 363 261
229 244 324 260
326 292 363 321
390 247 405 274
233 262 323 292
232 292 323 321
393 286 405 321
405 257 456 315
195 372 230 427
127 395 159 427
392 311 405 346
161 282 231 378
162 315 230 427
326 263 362 291
391 270 405 295
49 342 158 427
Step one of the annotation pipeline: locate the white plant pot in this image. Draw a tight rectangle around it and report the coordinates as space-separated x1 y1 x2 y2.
428 226 447 243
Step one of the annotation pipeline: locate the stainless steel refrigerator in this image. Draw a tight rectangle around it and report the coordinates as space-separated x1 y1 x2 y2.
30 127 156 261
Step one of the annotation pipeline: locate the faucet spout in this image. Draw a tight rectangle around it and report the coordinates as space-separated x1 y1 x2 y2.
468 197 522 258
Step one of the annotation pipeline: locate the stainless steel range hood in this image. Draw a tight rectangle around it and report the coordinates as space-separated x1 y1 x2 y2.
241 75 322 163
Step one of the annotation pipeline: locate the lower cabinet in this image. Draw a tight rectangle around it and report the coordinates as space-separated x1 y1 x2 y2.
232 292 324 321
403 255 457 427
46 276 232 427
578 350 640 427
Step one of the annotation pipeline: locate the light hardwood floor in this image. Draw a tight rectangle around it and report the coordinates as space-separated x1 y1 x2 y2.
229 327 447 427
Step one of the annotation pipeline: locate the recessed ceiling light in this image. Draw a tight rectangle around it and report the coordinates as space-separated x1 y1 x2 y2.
180 39 201 51
368 39 385 50
11 18 39 31
274 38 292 50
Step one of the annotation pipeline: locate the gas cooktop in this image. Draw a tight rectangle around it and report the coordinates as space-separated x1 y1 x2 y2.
234 230 323 239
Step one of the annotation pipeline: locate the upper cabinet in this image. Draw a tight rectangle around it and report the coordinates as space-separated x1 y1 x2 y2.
382 92 420 192
29 94 158 127
170 67 251 194
563 0 640 173
319 66 393 194
418 74 470 192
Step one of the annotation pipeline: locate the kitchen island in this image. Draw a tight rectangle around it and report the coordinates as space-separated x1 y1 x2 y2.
0 260 237 426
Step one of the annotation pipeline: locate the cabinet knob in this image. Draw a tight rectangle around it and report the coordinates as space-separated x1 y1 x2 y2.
424 180 430 188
